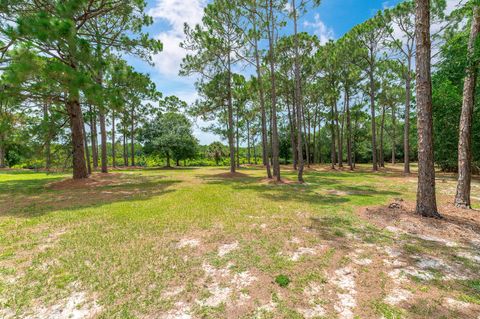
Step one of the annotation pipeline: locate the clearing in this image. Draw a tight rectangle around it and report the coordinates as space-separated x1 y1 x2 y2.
0 165 479 319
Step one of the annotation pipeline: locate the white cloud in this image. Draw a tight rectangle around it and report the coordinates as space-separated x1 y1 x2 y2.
149 0 206 76
303 14 334 44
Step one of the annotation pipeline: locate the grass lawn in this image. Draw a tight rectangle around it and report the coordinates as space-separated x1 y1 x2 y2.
0 165 479 318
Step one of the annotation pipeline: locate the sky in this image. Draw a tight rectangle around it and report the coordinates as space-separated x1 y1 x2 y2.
127 0 404 145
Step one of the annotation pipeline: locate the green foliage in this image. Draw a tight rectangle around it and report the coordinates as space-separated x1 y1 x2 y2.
275 274 291 287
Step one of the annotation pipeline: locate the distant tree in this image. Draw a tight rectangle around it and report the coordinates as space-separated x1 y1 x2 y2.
207 142 227 166
140 112 198 167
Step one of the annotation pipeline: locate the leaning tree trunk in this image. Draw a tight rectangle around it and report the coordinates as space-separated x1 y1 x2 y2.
66 90 88 180
415 0 440 218
455 5 480 209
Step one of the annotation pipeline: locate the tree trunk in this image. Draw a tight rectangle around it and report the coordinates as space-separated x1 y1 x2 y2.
123 129 128 167
268 0 281 181
99 108 108 173
83 120 92 175
415 0 440 218
404 60 412 174
90 105 98 169
66 90 88 180
290 90 298 169
330 103 336 169
334 99 342 167
292 0 304 182
346 89 353 170
236 108 240 169
227 52 236 174
455 5 480 209
380 104 386 168
247 120 251 164
0 137 5 168
44 100 51 171
130 108 135 167
369 65 378 171
166 152 171 167
392 105 396 165
253 24 272 178
112 111 116 168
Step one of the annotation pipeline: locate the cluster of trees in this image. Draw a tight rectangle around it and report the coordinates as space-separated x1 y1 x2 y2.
0 0 163 178
180 0 480 215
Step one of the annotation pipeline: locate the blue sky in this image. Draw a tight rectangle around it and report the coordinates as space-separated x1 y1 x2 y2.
128 0 403 145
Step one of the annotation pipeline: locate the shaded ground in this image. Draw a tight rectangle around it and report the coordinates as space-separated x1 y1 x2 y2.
0 165 479 319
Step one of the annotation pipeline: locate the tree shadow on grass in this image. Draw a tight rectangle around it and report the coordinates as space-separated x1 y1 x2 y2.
0 174 180 218
197 171 401 207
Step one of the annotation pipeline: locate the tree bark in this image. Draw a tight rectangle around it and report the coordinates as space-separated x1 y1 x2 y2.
455 5 480 209
66 90 88 179
44 100 52 171
236 107 240 169
0 136 5 168
415 0 440 218
334 99 342 167
247 119 251 164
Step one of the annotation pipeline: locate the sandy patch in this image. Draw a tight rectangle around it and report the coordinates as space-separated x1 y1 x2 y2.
218 242 239 257
27 291 101 319
332 267 357 319
176 238 200 249
161 302 192 319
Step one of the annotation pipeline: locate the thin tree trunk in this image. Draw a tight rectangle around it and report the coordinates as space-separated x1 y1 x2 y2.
415 0 440 218
123 125 128 167
247 120 251 164
66 90 88 180
267 0 280 181
292 0 304 182
44 100 51 171
227 51 236 173
236 108 240 169
0 142 5 168
334 99 342 167
369 64 378 171
287 94 297 170
380 104 386 167
90 105 98 169
330 103 336 169
99 108 108 173
392 105 396 165
346 89 353 170
83 120 92 175
130 108 135 167
313 107 318 164
404 59 412 174
455 5 480 209
112 110 116 168
166 152 171 167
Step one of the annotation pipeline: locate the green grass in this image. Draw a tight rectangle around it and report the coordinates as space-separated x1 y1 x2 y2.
0 165 478 318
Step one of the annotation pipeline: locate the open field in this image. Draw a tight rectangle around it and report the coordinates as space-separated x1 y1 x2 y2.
1 165 479 319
